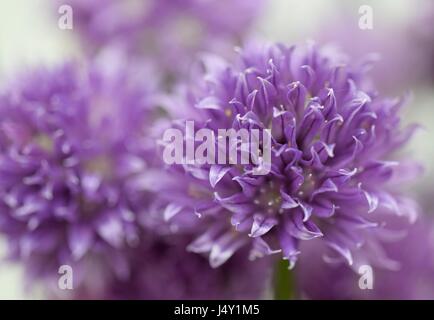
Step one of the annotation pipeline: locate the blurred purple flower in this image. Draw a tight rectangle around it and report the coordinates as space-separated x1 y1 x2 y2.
55 234 271 299
296 214 434 299
0 50 162 288
315 4 432 94
60 0 266 78
162 42 419 269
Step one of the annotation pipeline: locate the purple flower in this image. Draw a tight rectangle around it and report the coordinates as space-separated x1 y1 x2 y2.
59 0 266 78
162 42 419 269
0 50 161 288
296 214 434 299
53 234 271 299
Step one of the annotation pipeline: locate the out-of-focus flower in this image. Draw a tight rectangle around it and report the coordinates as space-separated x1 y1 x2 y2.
162 42 419 269
56 234 271 299
315 6 427 94
60 0 266 79
295 214 434 299
0 50 161 289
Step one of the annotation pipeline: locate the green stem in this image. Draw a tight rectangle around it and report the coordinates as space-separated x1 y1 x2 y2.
273 259 296 300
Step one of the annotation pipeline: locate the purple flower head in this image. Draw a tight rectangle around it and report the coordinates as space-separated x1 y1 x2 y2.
296 214 434 299
162 42 419 269
0 49 162 287
54 234 271 299
60 0 266 78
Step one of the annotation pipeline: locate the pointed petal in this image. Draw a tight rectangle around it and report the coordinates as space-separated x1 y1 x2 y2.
249 214 278 238
68 224 94 260
163 203 184 221
209 232 247 268
209 165 231 188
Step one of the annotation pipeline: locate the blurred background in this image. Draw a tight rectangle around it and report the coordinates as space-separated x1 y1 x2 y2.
0 0 432 299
